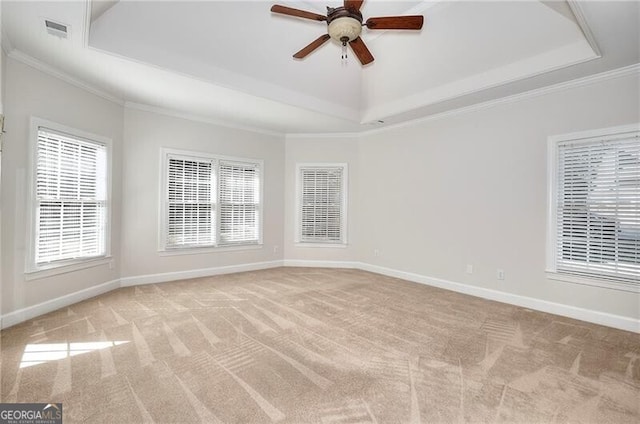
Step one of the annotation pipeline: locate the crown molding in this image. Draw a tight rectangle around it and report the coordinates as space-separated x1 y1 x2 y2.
124 102 284 138
285 132 361 140
363 40 600 124
5 50 638 140
82 0 92 49
359 63 640 137
8 49 125 105
285 63 640 139
5 49 287 138
6 48 283 138
567 0 601 58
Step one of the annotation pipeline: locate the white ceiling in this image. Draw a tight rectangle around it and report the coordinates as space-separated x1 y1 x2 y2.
2 1 639 134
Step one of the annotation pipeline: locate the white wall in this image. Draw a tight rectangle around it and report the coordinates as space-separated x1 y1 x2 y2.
1 57 124 315
357 72 640 320
120 108 285 279
0 47 637 330
284 136 359 263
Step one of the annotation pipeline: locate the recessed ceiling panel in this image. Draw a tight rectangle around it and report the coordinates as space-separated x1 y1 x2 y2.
3 1 634 134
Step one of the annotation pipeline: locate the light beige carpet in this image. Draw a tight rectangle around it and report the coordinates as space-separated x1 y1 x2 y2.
1 267 638 423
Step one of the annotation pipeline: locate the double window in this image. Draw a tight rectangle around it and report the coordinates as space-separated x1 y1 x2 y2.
296 164 348 245
28 119 111 273
547 125 639 291
161 149 262 250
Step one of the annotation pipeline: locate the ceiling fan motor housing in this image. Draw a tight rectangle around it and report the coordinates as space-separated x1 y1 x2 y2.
327 7 363 44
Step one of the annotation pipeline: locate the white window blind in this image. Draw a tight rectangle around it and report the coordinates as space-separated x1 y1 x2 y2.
166 156 216 248
555 132 639 286
299 166 346 243
35 128 107 265
219 161 260 245
162 150 262 250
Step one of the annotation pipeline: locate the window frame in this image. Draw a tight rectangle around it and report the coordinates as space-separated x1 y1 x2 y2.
26 117 113 277
546 123 640 293
158 148 264 254
295 163 348 247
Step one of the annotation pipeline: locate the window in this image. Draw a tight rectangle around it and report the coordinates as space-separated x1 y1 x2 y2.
161 149 262 250
547 125 639 291
219 161 260 244
167 156 215 247
28 119 110 272
296 164 347 245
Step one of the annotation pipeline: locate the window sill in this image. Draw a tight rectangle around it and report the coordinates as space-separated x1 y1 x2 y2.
546 270 640 293
295 242 348 249
158 243 263 256
25 256 113 281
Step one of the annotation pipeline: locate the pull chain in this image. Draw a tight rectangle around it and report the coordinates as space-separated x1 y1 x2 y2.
341 38 348 65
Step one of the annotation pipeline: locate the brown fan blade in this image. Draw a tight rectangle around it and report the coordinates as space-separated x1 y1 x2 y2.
271 5 327 22
293 34 331 59
349 37 374 65
365 15 424 30
344 0 364 12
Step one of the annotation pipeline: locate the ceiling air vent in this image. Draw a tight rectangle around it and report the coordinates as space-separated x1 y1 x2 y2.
45 19 69 38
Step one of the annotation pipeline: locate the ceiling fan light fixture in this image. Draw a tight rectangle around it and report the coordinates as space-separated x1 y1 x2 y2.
271 1 424 65
328 17 362 43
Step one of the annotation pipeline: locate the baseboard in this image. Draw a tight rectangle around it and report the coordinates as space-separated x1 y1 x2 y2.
0 279 120 330
357 262 639 334
1 261 284 328
120 260 284 287
121 259 640 333
2 259 636 333
282 259 360 269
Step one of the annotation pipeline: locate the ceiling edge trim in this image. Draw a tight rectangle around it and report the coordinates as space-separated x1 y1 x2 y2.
362 41 600 124
285 132 361 140
361 63 640 137
6 52 636 139
7 49 125 105
124 102 284 138
287 63 640 138
83 0 91 48
566 0 601 57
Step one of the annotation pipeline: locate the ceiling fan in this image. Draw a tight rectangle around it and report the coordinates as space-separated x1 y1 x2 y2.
271 1 424 65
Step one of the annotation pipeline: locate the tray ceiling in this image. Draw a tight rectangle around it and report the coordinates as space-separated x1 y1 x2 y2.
2 1 638 134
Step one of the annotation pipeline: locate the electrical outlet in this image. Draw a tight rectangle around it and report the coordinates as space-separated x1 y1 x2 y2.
374 249 380 257
497 269 505 280
109 260 115 270
466 264 473 274
273 245 279 254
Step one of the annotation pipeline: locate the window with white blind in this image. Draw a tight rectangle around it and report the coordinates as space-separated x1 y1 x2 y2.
296 164 347 245
27 119 111 273
219 161 260 245
547 125 639 291
161 149 262 251
167 156 216 247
